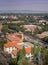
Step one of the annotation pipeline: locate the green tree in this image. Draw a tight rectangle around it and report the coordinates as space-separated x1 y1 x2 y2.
9 58 16 65
18 58 32 65
45 49 48 65
0 39 7 49
9 47 26 65
2 25 9 33
16 47 26 63
42 36 48 43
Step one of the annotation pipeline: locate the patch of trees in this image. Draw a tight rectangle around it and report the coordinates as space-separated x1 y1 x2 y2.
9 47 32 65
42 24 48 32
42 36 48 43
0 39 7 49
1 25 9 33
44 16 48 20
33 44 48 65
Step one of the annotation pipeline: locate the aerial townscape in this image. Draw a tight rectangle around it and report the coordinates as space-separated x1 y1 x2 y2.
0 0 48 65
0 13 48 65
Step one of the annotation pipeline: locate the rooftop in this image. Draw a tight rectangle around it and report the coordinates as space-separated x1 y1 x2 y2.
4 42 33 55
23 25 41 30
6 33 23 42
37 31 48 38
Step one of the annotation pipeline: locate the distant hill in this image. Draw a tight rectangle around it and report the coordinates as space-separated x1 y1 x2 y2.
0 10 48 14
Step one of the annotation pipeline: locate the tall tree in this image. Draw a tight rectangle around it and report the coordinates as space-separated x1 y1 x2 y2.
2 25 9 33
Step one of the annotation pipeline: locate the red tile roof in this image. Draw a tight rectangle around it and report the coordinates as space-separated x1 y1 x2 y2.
4 41 32 56
24 25 41 30
25 47 32 54
6 33 23 42
4 41 22 50
12 47 32 56
12 50 18 56
4 41 17 48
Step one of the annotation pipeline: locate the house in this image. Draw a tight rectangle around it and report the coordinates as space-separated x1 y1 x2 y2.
0 24 3 33
4 41 34 58
23 25 41 34
39 20 47 23
4 32 34 58
6 32 23 42
37 31 48 39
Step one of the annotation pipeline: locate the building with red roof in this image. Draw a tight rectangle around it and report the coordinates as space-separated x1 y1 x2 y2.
4 32 34 58
6 32 23 42
4 41 34 58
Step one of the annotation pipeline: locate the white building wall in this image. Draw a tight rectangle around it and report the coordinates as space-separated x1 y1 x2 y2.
4 46 17 54
11 54 16 58
4 47 10 53
26 53 31 58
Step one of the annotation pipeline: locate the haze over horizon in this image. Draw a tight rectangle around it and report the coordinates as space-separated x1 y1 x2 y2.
0 0 48 13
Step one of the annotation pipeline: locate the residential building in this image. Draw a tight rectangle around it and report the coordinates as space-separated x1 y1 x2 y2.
23 25 41 34
6 32 23 42
4 41 34 58
37 31 48 39
4 32 34 58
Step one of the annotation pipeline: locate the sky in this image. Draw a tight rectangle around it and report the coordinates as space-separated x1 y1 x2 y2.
0 0 48 12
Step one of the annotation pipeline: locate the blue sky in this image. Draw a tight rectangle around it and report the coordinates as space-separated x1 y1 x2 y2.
0 0 48 12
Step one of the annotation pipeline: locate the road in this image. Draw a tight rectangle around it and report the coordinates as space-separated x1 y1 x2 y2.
24 34 47 46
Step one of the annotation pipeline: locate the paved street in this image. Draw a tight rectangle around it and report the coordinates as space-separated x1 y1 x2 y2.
24 34 48 46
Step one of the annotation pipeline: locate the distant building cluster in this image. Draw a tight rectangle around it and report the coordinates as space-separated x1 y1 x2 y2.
0 15 18 19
